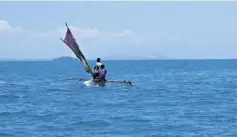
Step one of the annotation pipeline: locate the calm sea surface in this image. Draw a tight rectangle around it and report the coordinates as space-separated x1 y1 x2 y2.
0 60 236 137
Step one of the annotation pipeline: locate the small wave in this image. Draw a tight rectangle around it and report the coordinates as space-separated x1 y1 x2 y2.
71 119 111 127
0 133 16 137
0 94 23 100
47 88 71 92
5 79 44 87
7 81 29 86
0 80 6 85
103 100 129 107
0 110 26 116
36 113 52 118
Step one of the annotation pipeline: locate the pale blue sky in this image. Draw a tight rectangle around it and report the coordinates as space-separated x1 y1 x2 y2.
0 1 236 59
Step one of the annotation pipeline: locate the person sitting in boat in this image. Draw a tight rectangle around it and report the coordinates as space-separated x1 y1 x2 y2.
97 64 107 81
93 65 99 79
93 58 102 79
95 58 102 70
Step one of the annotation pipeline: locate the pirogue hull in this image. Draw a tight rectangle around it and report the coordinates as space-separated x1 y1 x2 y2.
67 78 133 86
84 79 106 87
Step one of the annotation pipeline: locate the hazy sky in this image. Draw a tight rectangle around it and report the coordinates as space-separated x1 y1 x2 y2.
0 1 236 59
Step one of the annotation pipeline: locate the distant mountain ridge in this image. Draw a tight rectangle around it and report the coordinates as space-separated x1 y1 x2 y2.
102 54 168 60
52 56 78 61
0 58 18 61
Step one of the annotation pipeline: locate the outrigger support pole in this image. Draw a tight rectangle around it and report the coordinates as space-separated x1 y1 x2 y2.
66 78 133 86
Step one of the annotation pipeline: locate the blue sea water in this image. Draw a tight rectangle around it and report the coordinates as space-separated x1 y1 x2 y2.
0 59 236 137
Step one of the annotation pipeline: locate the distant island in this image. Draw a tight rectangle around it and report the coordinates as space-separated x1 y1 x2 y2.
52 56 78 61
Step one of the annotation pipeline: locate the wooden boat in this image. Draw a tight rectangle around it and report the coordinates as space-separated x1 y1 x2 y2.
60 23 133 87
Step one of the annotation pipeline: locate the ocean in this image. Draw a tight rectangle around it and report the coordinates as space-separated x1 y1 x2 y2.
0 59 236 137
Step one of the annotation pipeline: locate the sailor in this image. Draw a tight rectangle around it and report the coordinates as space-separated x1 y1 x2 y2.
95 58 102 70
98 64 107 81
93 58 102 79
93 66 99 79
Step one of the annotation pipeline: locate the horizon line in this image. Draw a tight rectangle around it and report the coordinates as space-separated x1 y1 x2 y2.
0 58 236 61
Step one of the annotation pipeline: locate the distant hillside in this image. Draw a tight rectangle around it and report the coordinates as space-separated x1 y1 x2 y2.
103 53 168 60
52 56 78 61
0 58 18 61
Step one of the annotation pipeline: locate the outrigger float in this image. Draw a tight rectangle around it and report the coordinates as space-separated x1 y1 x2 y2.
60 23 133 86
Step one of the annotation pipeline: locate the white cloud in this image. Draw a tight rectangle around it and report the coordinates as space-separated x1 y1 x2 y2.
114 29 132 37
0 20 140 59
57 25 100 39
55 25 141 59
57 25 137 44
0 20 137 42
0 20 24 33
0 20 11 30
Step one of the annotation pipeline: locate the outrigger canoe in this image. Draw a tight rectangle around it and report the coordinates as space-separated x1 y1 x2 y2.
60 23 133 86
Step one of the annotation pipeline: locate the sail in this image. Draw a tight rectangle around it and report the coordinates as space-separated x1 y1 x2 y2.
60 23 92 73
